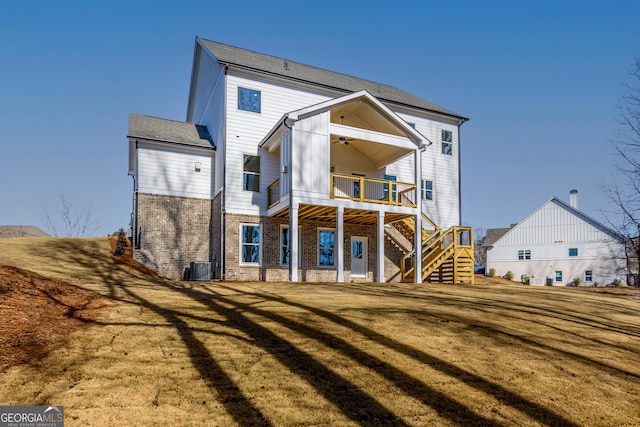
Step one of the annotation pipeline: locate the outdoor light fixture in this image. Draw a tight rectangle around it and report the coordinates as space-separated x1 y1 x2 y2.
195 162 202 172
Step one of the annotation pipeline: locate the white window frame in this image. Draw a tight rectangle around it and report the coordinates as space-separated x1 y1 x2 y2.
421 179 433 201
569 248 578 257
280 225 302 268
441 129 453 155
237 86 261 113
555 270 563 283
317 227 336 268
242 154 260 192
239 223 261 266
585 270 593 282
518 249 531 260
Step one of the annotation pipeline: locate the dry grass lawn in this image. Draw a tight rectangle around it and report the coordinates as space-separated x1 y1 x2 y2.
1 237 639 426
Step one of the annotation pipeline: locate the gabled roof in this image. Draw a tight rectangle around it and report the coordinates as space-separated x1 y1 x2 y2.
197 38 468 122
483 227 513 248
128 113 215 149
492 196 624 247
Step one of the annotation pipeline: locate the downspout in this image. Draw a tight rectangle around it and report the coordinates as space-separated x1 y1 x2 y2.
221 66 228 280
457 119 464 225
131 140 139 248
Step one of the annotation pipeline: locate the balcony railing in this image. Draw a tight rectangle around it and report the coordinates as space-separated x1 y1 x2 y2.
267 179 280 209
266 174 418 209
331 174 417 207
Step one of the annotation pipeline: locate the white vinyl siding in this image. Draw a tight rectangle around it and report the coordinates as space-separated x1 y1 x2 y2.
224 72 331 216
391 112 460 228
137 144 213 199
186 49 226 195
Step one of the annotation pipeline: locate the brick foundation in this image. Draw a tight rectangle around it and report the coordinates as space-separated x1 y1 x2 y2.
134 193 212 280
133 192 406 282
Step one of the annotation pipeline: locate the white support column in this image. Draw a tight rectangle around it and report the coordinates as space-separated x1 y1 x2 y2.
377 210 385 283
336 205 345 282
289 203 299 282
414 149 423 284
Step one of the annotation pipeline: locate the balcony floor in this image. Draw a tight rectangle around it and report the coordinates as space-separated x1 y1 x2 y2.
270 204 414 226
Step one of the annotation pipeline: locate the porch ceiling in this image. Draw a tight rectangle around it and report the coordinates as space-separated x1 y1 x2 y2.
330 100 407 137
271 205 412 226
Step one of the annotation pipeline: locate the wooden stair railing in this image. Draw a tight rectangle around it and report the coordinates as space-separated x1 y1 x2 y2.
397 219 474 284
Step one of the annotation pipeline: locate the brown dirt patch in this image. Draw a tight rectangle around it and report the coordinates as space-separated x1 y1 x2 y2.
109 235 159 278
0 265 112 368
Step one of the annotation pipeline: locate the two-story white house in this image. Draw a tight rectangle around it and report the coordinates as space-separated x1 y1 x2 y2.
485 190 627 286
128 37 473 283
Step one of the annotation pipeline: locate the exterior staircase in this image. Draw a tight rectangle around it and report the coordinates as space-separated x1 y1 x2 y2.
391 213 474 284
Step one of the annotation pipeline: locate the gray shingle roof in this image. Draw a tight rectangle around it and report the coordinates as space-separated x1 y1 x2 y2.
198 38 467 121
128 113 215 149
483 227 513 247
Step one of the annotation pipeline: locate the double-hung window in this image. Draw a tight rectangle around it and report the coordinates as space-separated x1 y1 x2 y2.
240 224 260 265
238 87 261 113
318 228 335 267
585 270 593 282
243 154 260 192
441 130 453 155
555 271 563 283
518 249 531 260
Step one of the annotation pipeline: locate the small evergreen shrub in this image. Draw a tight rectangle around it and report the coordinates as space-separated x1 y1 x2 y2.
488 268 495 277
573 277 582 286
114 228 128 256
505 271 514 281
613 278 621 287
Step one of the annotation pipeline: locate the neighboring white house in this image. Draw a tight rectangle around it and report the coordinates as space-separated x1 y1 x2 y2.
128 37 473 282
486 190 626 286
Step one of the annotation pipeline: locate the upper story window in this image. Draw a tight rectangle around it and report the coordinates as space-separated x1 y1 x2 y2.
441 129 453 155
569 248 578 257
238 87 261 113
421 179 433 200
518 249 531 260
243 155 260 192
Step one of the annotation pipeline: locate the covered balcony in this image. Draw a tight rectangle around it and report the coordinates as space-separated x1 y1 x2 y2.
262 90 424 218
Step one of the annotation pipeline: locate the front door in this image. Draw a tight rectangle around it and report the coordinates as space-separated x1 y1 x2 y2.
351 237 368 278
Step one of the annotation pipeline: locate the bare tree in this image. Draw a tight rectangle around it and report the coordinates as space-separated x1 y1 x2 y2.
602 56 640 285
474 227 487 267
44 195 100 237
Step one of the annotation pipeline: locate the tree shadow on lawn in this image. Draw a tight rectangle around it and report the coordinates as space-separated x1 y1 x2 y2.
22 240 582 425
195 283 581 427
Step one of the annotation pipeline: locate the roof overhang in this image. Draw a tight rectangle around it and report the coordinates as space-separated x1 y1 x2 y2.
260 91 425 161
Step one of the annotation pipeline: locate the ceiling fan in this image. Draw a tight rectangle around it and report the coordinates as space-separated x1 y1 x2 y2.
332 136 355 145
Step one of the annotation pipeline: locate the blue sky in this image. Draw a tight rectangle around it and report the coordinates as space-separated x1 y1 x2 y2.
1 1 639 236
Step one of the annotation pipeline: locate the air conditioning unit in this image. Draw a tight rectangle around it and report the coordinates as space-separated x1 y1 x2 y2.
189 261 211 281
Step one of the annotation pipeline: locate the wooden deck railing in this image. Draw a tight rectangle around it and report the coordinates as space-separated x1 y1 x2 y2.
267 174 418 209
331 174 417 207
267 179 280 209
